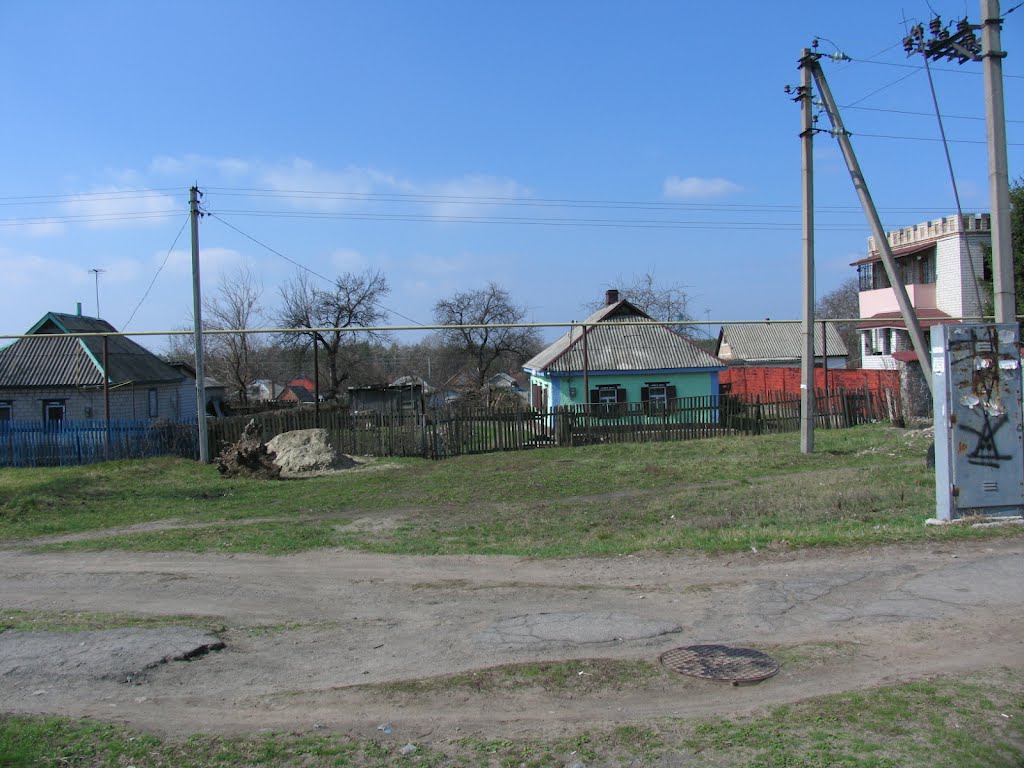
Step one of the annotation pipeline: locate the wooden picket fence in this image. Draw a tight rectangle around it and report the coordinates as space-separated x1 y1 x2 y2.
0 419 198 468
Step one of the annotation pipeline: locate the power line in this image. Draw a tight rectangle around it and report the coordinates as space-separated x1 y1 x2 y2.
854 131 1023 145
0 189 180 205
840 103 1024 123
123 214 191 331
206 208 898 231
207 212 426 327
849 56 1024 78
0 211 181 227
208 186 946 212
843 67 923 107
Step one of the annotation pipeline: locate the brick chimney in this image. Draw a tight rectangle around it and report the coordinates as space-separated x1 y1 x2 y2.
605 289 619 305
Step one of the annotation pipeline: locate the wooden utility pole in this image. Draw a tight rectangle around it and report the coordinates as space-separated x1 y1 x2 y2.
190 186 210 463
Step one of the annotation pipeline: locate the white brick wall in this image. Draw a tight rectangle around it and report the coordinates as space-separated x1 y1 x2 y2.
865 214 990 321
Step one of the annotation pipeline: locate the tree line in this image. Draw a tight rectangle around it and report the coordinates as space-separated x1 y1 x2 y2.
166 268 695 406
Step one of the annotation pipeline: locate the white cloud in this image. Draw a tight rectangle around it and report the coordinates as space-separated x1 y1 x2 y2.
165 246 243 276
216 157 250 177
0 249 90 291
149 154 250 180
410 252 470 275
150 155 187 175
663 176 742 200
330 247 370 273
426 175 531 219
62 187 181 229
15 218 67 237
259 160 530 220
260 158 405 211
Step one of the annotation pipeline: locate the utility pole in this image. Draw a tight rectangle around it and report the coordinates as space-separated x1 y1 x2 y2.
903 2 1014 322
190 186 210 463
982 0 1013 323
805 50 934 394
798 48 816 453
88 268 106 318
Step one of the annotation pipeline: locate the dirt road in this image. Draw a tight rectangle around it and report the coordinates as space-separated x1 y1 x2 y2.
1 538 1022 741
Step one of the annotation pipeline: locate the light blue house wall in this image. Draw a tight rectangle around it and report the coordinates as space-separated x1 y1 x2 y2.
526 368 720 408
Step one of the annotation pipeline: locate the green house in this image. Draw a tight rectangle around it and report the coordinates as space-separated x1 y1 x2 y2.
522 292 725 413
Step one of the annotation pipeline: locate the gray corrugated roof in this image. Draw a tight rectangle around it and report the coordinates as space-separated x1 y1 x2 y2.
525 300 724 373
718 323 848 363
0 312 183 388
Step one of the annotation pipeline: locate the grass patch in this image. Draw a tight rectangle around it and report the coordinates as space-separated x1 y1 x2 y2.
0 608 226 634
2 673 1020 767
375 658 665 698
5 425 1019 556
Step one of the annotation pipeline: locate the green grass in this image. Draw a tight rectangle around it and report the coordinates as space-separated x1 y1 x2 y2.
373 658 664 698
2 673 1021 767
0 608 226 634
3 425 1019 556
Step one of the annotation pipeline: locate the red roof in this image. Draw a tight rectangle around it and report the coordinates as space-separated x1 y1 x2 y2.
849 240 936 267
856 309 954 330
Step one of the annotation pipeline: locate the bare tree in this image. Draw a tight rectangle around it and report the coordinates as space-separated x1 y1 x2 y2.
277 268 390 400
433 282 542 389
204 266 266 404
584 271 695 335
816 277 861 368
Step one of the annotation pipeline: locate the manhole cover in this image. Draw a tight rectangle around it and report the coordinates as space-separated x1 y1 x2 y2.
661 644 779 684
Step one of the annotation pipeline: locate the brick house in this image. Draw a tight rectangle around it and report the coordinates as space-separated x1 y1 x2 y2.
853 213 990 369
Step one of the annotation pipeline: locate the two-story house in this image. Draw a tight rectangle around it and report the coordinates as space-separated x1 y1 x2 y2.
853 213 990 369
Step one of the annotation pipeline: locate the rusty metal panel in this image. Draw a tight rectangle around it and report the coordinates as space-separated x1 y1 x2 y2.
932 324 1024 520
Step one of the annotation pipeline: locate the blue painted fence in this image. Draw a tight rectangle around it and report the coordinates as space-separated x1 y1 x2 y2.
0 419 199 468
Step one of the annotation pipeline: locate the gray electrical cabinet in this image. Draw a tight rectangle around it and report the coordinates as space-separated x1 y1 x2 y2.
932 323 1024 521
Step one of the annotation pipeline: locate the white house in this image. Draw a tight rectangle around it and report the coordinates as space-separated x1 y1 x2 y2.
853 213 990 369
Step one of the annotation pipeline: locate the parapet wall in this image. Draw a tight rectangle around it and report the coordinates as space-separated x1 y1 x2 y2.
868 213 990 254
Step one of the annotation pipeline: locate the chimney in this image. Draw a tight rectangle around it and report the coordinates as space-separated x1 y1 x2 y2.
605 289 619 306
76 302 82 317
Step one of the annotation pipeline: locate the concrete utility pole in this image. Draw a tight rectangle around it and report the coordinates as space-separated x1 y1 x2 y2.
807 55 934 394
190 186 210 463
798 49 816 454
904 1 1015 322
982 0 1014 323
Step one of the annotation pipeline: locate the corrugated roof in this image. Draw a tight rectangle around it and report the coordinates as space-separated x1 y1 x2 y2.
0 312 183 388
718 323 848 363
525 300 724 373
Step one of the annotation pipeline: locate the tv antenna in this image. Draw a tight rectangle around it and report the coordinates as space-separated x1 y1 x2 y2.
88 268 106 318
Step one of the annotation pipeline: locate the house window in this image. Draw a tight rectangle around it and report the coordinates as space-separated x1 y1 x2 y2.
898 250 936 285
148 388 159 418
590 385 626 416
642 383 677 413
858 263 891 291
43 400 65 423
0 401 11 422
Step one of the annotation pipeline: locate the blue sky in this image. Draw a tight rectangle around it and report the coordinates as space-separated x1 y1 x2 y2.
1 0 1020 344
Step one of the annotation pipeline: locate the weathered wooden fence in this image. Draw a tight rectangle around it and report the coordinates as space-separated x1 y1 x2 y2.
0 386 898 468
205 386 900 461
0 419 198 468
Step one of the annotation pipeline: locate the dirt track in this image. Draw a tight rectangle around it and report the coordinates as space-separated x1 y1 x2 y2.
1 537 1022 741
